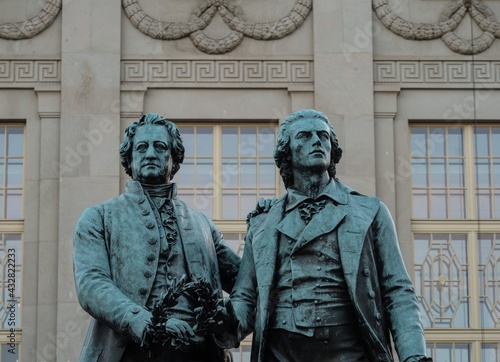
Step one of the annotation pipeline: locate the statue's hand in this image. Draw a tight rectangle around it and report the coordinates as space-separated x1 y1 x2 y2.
165 318 195 342
207 298 238 336
246 197 277 224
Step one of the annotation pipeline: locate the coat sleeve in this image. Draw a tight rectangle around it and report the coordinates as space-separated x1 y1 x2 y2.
73 206 152 345
228 217 260 343
208 218 241 293
373 202 428 361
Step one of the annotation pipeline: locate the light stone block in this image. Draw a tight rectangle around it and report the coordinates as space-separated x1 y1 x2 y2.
24 180 40 244
22 238 39 306
56 301 92 362
40 118 61 180
37 240 58 305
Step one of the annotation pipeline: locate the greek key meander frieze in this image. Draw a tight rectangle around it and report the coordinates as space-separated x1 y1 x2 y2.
0 60 60 83
373 0 500 55
122 0 312 54
0 0 61 40
374 61 500 84
121 60 314 84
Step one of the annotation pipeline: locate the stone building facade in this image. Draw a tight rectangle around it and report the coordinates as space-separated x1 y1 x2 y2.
0 0 499 361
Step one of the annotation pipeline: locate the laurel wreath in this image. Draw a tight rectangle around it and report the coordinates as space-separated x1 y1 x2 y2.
144 275 222 350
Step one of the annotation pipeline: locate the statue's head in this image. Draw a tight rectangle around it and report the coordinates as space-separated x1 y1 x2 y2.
274 109 343 188
119 113 185 184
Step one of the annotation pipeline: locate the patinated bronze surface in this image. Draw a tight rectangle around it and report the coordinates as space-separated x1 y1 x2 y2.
228 109 432 362
73 113 240 362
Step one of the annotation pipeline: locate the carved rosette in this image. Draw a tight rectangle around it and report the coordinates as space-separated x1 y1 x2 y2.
0 0 62 40
122 0 312 55
373 0 500 55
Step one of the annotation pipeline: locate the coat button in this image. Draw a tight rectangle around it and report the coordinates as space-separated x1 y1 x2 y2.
139 287 147 295
148 238 157 245
363 268 370 276
291 256 296 260
131 306 140 314
369 290 375 298
144 271 152 278
375 313 382 320
116 339 125 348
142 209 150 216
147 253 156 261
167 274 173 280
146 221 155 229
316 317 321 322
138 197 146 204
316 251 322 257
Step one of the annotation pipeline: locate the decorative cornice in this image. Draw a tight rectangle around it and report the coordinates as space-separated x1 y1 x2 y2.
121 60 314 86
122 0 312 54
374 60 500 86
0 60 60 85
0 0 62 40
373 0 500 55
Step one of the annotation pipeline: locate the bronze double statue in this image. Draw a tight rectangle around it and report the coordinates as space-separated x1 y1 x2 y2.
73 110 432 362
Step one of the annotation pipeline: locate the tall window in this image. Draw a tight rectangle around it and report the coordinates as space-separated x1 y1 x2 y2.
174 122 279 362
411 125 500 361
0 125 24 358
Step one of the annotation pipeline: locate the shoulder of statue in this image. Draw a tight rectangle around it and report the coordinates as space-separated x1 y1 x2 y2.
246 195 286 230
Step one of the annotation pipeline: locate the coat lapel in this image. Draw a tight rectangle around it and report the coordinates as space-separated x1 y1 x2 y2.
291 202 346 253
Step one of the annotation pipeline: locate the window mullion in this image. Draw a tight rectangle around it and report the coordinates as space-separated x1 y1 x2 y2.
464 126 477 220
213 125 222 220
467 231 480 330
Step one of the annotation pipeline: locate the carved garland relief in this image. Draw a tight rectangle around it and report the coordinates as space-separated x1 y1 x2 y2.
373 0 500 55
0 0 62 40
122 0 312 54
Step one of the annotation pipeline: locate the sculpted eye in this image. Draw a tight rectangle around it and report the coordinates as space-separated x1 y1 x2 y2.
135 143 147 152
155 143 168 152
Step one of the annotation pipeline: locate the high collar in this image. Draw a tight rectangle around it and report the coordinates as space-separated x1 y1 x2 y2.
286 178 347 212
125 179 177 199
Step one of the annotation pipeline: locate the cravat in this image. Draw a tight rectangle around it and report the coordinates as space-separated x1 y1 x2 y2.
297 199 327 224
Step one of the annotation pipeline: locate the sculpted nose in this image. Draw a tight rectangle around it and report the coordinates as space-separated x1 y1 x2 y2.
311 133 321 145
145 145 156 159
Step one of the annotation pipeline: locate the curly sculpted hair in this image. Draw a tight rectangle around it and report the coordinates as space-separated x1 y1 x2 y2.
119 113 185 180
274 109 343 189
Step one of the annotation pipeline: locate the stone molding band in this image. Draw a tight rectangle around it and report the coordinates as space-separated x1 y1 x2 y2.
0 0 62 40
122 0 312 54
373 0 500 55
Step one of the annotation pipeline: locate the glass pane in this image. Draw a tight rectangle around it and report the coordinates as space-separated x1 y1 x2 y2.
259 160 276 188
5 190 22 219
429 127 445 156
6 159 23 188
413 190 428 219
179 127 194 157
455 344 471 362
0 159 4 187
241 159 256 187
196 128 213 157
475 159 491 187
221 233 244 256
482 344 499 362
6 128 23 157
222 191 238 219
449 190 466 219
430 159 446 187
477 234 500 328
196 159 213 187
495 192 500 219
240 191 258 220
0 128 4 157
258 127 276 157
430 190 447 218
0 191 3 218
412 159 427 187
411 128 427 157
177 159 194 186
1 344 19 360
222 127 238 157
475 128 490 157
221 159 238 188
492 127 500 156
448 128 463 157
477 190 492 219
449 159 464 187
494 160 500 187
240 128 257 157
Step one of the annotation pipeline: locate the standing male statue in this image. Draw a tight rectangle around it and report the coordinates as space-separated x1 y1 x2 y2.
228 109 432 362
73 113 240 362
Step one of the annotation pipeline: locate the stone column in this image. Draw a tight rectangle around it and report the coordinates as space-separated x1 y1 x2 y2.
313 0 376 195
57 0 122 360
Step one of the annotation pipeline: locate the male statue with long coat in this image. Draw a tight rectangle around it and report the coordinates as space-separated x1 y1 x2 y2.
228 109 432 362
73 113 240 362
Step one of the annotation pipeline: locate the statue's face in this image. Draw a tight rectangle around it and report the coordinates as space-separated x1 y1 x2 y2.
289 118 331 173
131 124 173 184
